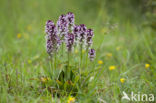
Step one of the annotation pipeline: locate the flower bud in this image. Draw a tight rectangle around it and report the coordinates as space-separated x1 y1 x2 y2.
88 49 96 61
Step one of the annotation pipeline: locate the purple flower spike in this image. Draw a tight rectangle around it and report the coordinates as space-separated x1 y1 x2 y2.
79 24 87 43
45 20 57 35
57 14 69 37
86 29 94 47
54 35 61 50
73 25 80 44
46 38 53 54
46 34 61 55
88 49 96 61
45 20 61 55
66 12 75 28
65 33 75 51
45 13 95 56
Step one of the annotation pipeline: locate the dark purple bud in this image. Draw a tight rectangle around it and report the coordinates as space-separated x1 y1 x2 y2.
87 29 94 37
45 20 57 35
79 24 87 43
80 24 87 32
88 49 96 61
57 14 69 37
73 25 80 44
73 25 80 34
65 33 75 51
66 12 75 27
86 29 94 47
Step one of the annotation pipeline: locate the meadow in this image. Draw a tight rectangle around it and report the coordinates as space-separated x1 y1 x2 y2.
0 0 156 103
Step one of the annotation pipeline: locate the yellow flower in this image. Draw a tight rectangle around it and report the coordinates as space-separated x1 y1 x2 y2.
145 64 150 69
27 25 32 31
101 28 108 34
40 77 51 83
75 49 78 54
106 53 112 57
109 65 116 70
47 77 51 81
120 78 126 83
98 60 103 64
68 97 75 103
17 33 21 39
28 60 32 64
101 28 105 33
40 77 47 83
56 80 63 85
82 50 85 53
116 46 121 51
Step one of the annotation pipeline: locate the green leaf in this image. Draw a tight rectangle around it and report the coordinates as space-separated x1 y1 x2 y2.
58 70 65 83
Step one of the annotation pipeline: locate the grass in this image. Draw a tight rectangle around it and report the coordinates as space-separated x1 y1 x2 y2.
0 0 156 103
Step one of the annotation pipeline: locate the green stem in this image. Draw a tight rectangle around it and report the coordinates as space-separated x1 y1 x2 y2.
55 53 57 69
80 44 83 68
61 43 64 57
68 52 70 68
52 56 55 77
61 36 64 57
86 47 89 68
79 44 83 80
49 56 53 79
67 51 70 80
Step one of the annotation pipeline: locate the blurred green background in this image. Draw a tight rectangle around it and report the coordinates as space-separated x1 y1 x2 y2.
0 0 155 55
